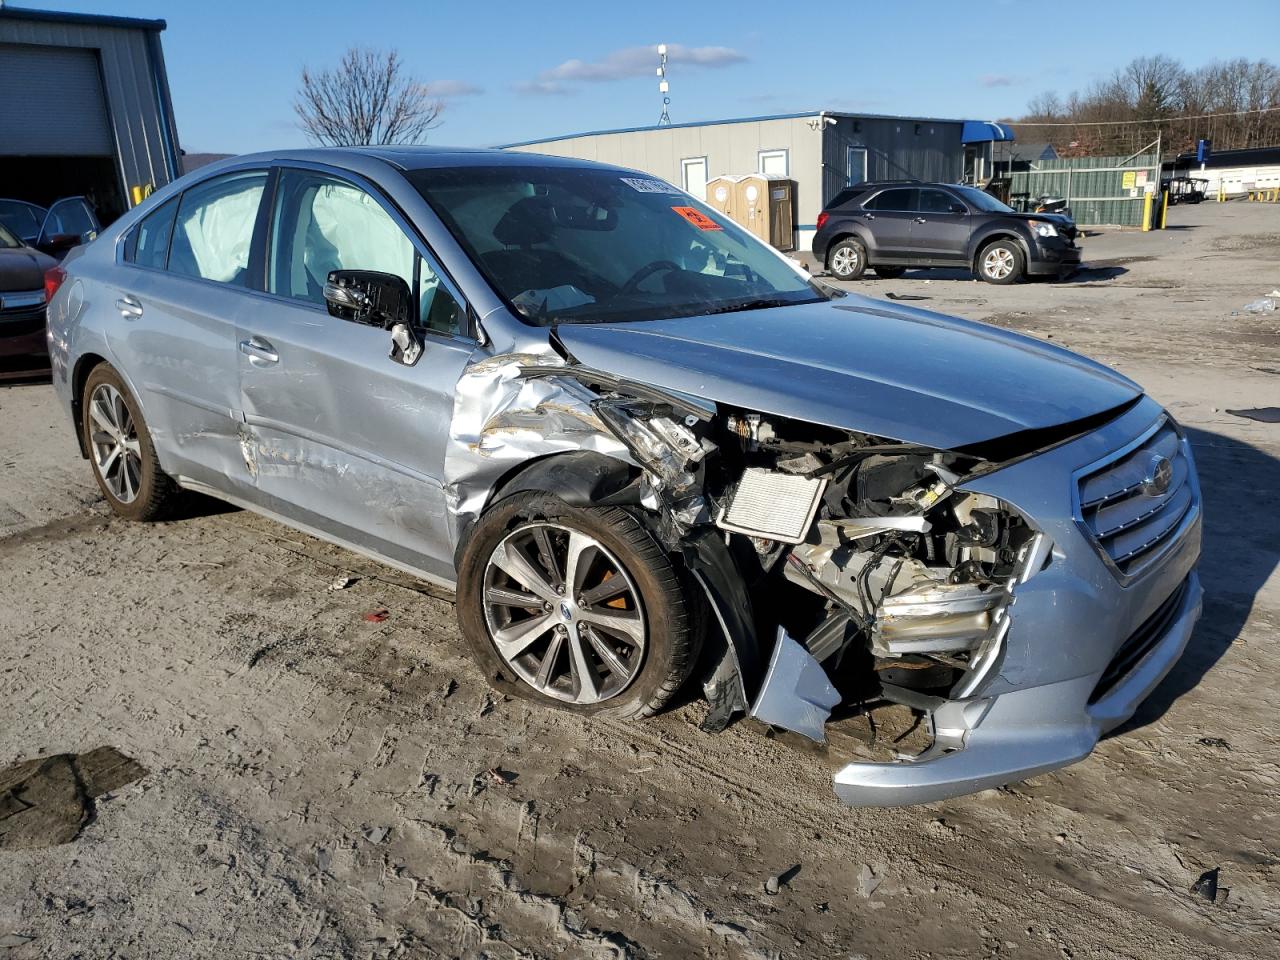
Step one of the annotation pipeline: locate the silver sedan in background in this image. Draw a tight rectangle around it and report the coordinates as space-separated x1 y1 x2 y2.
44 147 1202 806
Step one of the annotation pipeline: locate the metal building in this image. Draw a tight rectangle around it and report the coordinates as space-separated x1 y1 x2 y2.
0 5 181 224
502 111 973 251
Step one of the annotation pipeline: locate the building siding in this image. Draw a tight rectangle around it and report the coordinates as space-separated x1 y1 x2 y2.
0 14 181 205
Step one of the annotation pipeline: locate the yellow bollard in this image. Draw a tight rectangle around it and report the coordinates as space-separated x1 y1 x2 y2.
1142 192 1153 231
130 185 144 205
1160 190 1169 228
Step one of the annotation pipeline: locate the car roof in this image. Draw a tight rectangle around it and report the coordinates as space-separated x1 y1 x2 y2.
223 145 624 173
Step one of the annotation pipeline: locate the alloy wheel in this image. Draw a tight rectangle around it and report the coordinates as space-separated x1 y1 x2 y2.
983 247 1016 280
88 383 143 503
482 521 647 704
831 246 860 277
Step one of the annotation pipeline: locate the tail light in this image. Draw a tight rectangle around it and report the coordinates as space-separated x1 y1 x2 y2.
816 211 829 232
44 265 67 303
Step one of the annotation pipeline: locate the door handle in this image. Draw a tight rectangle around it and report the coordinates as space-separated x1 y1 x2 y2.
913 217 927 224
116 295 143 319
238 336 279 366
864 213 876 220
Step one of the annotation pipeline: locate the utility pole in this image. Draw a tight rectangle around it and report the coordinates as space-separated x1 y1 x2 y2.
656 44 671 126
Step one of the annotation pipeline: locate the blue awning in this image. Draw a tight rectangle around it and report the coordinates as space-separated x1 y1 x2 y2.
962 121 1016 143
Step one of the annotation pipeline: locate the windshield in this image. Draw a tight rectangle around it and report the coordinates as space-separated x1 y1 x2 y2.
408 165 828 325
953 185 1014 214
0 221 21 249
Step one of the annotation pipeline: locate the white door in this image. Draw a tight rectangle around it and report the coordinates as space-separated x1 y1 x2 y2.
681 157 708 200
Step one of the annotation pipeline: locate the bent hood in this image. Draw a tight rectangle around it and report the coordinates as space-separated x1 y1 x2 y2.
554 295 1142 450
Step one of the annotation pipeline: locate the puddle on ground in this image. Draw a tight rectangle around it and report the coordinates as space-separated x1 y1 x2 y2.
0 746 147 849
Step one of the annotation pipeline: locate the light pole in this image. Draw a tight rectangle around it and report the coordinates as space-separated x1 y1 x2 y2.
656 44 671 126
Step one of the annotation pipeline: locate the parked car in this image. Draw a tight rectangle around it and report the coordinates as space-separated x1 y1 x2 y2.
0 198 100 368
813 182 1082 283
45 148 1201 807
0 199 48 246
0 196 99 258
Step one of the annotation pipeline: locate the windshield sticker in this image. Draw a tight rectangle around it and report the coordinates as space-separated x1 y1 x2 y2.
671 206 723 231
621 177 681 194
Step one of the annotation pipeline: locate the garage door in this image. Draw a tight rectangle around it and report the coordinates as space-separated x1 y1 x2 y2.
0 44 113 155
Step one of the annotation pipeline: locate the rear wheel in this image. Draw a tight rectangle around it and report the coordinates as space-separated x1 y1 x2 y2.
456 492 699 719
827 238 867 280
81 364 179 521
875 265 907 279
977 240 1025 284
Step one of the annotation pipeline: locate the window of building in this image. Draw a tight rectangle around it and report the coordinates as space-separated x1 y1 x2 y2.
681 157 708 201
758 149 788 177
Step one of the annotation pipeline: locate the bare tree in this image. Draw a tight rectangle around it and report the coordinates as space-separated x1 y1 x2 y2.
1016 54 1280 155
295 48 443 146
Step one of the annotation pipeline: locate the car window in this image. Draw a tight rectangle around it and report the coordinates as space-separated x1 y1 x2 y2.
827 186 869 209
0 200 42 241
168 170 268 286
39 198 98 245
125 196 179 269
919 189 961 214
0 221 21 249
865 188 917 212
270 169 462 335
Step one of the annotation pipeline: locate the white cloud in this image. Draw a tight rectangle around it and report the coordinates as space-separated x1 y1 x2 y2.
520 43 747 95
427 79 484 98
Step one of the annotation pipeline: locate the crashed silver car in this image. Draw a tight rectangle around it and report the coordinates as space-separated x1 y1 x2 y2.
45 147 1203 806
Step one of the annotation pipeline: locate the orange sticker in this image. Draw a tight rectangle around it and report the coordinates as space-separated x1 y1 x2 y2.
671 206 723 230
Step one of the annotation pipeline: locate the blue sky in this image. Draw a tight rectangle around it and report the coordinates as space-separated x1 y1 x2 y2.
26 0 1280 153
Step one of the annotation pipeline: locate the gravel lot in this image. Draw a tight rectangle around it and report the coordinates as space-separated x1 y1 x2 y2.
1 200 1277 959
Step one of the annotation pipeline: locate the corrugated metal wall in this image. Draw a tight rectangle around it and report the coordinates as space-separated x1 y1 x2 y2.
822 116 965 207
0 15 181 204
1009 154 1160 227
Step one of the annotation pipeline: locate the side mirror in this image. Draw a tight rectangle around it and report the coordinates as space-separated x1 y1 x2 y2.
323 270 423 367
949 203 968 215
323 270 412 328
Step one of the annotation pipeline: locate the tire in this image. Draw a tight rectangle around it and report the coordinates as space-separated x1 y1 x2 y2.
456 491 699 719
827 238 867 280
875 265 906 279
976 239 1025 284
81 363 179 521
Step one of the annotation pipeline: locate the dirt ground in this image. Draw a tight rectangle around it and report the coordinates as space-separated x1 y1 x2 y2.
1 200 1278 959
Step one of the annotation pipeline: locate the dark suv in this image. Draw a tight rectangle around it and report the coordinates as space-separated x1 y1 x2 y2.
813 182 1081 284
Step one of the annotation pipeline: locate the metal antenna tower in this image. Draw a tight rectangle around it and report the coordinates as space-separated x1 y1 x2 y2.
656 44 671 126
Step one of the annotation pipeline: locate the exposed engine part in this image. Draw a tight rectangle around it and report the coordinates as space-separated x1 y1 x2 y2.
716 468 827 544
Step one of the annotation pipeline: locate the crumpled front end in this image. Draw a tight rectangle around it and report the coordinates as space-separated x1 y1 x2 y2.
444 347 1202 807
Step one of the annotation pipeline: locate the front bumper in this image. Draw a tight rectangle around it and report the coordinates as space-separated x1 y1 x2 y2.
827 396 1202 806
833 571 1201 806
1026 238 1082 276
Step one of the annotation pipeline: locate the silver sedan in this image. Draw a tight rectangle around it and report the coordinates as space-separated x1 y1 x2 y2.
44 147 1202 806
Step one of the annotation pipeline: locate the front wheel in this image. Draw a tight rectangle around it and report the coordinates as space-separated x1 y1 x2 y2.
827 238 867 280
456 492 700 719
977 240 1025 284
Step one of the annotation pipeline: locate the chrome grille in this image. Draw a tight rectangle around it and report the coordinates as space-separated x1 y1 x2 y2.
1076 418 1195 577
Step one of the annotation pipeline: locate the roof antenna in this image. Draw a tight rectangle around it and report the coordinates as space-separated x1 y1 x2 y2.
656 44 671 126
